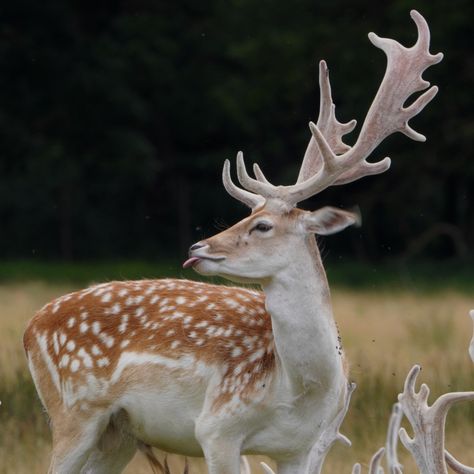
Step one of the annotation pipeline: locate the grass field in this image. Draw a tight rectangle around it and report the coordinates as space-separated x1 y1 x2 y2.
0 262 473 473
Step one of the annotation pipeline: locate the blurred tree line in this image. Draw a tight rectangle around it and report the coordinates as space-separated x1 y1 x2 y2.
0 0 472 261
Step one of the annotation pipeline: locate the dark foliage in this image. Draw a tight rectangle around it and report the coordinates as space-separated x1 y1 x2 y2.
0 0 472 261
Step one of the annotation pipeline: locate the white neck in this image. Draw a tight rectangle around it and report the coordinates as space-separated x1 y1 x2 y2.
262 236 344 396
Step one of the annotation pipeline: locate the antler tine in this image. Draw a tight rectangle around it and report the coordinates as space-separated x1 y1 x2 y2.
253 163 271 184
352 447 386 474
236 152 276 196
307 381 355 474
222 159 266 209
469 310 474 363
369 447 386 474
282 10 442 205
386 403 403 474
297 60 357 183
398 365 474 474
445 450 474 474
260 462 276 474
241 456 251 474
352 464 362 474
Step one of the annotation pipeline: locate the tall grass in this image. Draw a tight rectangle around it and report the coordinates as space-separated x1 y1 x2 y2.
0 279 473 473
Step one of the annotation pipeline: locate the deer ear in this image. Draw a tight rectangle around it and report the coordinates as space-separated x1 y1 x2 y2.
302 206 361 235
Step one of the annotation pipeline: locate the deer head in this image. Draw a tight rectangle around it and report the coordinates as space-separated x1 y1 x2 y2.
184 10 443 285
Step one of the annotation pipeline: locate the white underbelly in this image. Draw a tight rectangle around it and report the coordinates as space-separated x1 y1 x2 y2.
119 385 205 456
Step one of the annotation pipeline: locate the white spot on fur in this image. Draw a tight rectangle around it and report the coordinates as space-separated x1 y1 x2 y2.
225 298 239 309
70 359 80 372
101 292 112 303
59 354 70 368
120 340 130 349
159 298 169 307
80 322 89 334
170 311 183 320
92 322 101 335
234 362 245 376
66 340 76 352
176 296 186 305
52 332 60 355
106 303 121 315
97 357 109 367
91 345 102 356
231 346 242 357
249 348 265 362
59 333 67 346
118 316 128 333
77 348 93 368
99 333 114 348
150 295 160 304
67 317 76 328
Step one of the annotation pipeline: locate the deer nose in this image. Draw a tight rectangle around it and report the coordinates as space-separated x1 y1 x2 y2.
189 242 205 255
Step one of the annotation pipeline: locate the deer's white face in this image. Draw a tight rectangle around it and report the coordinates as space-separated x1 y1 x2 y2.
184 206 359 284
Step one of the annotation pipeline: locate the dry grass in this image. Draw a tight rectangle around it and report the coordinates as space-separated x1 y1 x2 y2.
0 281 473 473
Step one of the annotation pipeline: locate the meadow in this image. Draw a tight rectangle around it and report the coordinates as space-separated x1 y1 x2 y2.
0 261 473 473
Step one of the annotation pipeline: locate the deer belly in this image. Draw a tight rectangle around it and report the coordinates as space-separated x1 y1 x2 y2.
113 359 213 456
121 389 203 455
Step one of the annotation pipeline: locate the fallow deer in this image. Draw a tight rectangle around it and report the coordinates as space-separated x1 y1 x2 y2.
23 10 442 474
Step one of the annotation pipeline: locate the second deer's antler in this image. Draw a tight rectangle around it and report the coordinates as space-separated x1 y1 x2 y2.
398 365 474 474
224 10 443 210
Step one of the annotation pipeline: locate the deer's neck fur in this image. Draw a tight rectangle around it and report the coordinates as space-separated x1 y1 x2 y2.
262 235 344 397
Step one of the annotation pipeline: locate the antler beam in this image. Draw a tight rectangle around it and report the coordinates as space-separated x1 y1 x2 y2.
223 10 443 209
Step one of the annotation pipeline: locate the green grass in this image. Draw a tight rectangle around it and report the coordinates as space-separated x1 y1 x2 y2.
0 258 472 293
325 258 474 293
1 278 474 473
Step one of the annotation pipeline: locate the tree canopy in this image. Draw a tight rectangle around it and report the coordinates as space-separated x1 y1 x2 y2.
0 0 472 261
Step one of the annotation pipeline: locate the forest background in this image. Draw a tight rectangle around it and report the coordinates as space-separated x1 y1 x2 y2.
0 0 472 269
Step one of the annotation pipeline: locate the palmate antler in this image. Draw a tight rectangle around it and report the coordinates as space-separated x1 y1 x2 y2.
397 365 474 474
223 10 443 210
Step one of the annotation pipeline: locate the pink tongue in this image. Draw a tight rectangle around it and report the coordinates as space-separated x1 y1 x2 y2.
182 257 201 269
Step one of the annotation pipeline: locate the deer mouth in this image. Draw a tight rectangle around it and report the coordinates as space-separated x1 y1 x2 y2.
182 256 225 269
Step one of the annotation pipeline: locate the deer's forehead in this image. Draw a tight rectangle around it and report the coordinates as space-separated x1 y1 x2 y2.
232 208 303 229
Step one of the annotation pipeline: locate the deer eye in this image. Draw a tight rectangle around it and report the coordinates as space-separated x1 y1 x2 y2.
253 222 273 233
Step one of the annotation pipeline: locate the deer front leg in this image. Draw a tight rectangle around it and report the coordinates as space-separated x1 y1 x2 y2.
202 440 241 474
276 451 311 474
196 418 242 474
